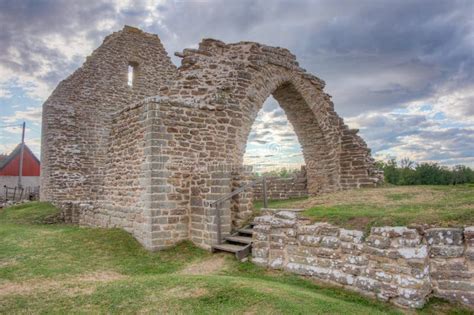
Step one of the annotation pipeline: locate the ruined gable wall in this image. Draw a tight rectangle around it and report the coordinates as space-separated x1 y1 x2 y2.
40 26 177 209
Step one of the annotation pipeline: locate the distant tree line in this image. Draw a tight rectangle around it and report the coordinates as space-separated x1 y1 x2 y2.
254 167 300 178
376 158 474 185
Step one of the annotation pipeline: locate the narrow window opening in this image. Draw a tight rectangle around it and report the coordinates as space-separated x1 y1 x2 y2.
127 62 138 87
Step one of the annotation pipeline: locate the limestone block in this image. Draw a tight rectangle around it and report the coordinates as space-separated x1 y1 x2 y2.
298 235 322 247
392 297 426 309
430 245 464 258
371 226 419 239
465 226 474 246
354 276 381 293
275 210 298 220
366 235 391 249
320 236 341 249
397 245 428 259
426 228 464 246
434 289 474 307
339 228 364 243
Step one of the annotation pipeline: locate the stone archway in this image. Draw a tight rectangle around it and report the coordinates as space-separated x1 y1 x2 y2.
134 38 381 249
239 80 338 196
41 26 381 251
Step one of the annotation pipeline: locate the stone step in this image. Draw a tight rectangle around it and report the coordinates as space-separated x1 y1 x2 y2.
261 208 305 212
225 235 253 244
238 228 253 235
212 243 247 253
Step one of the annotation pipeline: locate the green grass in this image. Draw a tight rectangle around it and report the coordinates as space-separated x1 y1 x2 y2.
0 201 471 314
253 196 309 211
256 185 474 231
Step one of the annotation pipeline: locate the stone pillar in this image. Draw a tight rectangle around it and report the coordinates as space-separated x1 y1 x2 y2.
141 101 173 250
189 165 232 249
231 165 254 228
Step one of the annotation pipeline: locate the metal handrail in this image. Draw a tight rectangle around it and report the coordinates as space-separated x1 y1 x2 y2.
211 177 268 244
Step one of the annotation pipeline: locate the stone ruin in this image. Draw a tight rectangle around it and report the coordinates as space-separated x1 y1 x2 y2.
253 166 308 200
41 26 381 251
253 211 474 308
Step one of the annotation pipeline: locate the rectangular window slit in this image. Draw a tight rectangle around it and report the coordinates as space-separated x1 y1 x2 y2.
128 62 138 87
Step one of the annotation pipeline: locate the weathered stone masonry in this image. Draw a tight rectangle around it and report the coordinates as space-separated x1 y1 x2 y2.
41 26 381 251
253 211 474 309
253 166 308 200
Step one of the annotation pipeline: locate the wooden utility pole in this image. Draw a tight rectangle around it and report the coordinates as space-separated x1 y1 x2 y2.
18 121 25 188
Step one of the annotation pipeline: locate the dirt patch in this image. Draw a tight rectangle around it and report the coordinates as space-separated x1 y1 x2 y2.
179 255 227 275
0 271 126 297
76 271 126 282
345 217 373 231
0 258 18 268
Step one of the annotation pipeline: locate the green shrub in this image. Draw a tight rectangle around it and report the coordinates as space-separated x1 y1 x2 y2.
376 159 474 186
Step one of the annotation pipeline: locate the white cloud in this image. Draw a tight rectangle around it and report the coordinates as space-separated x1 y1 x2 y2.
0 88 13 99
347 103 474 167
244 97 304 171
1 106 42 125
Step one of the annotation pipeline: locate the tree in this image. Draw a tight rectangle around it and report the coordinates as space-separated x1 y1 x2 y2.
375 158 474 186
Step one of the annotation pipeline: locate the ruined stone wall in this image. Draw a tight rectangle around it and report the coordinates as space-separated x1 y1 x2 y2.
253 211 474 309
41 26 177 206
138 98 249 249
253 167 308 200
166 38 382 194
81 102 149 241
41 26 382 251
428 226 474 306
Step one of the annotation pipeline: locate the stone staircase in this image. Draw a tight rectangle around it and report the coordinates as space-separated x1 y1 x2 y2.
211 208 304 260
211 222 255 260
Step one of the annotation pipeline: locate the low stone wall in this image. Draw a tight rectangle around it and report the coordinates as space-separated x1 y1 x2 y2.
252 211 473 309
253 167 308 200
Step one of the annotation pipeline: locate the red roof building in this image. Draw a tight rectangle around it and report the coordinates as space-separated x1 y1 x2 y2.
0 144 40 176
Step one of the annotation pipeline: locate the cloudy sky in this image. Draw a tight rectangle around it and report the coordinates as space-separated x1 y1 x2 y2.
0 0 472 170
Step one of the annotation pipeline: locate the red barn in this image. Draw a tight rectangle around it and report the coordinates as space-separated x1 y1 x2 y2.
0 144 40 189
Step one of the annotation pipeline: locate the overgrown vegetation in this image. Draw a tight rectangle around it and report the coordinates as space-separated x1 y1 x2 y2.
1 202 471 314
257 185 474 231
376 158 474 185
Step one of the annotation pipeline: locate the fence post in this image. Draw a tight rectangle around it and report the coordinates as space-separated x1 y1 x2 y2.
263 177 268 208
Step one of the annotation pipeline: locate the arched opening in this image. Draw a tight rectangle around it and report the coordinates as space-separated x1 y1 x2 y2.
230 80 335 228
244 95 307 202
241 80 336 193
244 95 304 175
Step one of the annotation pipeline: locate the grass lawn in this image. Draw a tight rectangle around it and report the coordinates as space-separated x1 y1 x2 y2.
0 201 471 314
254 185 474 231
